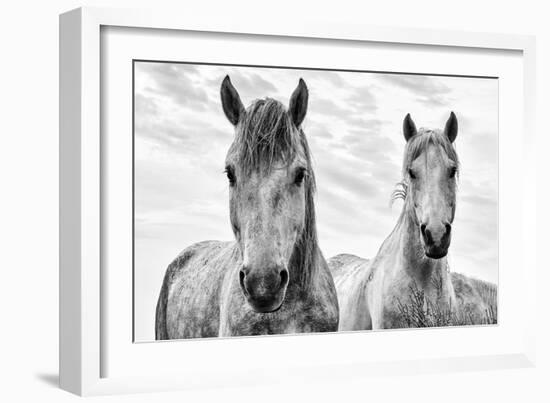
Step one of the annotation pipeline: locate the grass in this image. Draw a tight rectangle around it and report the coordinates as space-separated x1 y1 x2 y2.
395 279 498 328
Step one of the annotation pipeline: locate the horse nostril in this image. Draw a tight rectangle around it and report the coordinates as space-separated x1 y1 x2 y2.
421 225 434 244
239 270 246 291
445 223 452 236
420 224 427 239
279 269 289 287
426 229 433 243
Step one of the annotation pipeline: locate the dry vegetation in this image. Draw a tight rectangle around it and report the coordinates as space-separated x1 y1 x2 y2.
396 274 498 328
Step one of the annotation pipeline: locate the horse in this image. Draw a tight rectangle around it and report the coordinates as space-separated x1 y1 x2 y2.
330 112 464 330
155 76 339 339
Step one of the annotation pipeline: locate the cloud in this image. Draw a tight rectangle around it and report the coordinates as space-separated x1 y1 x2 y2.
306 121 335 140
317 163 380 200
379 74 453 107
208 70 279 100
316 187 395 242
309 97 349 118
135 93 158 117
343 128 398 155
346 117 386 131
136 62 211 111
301 70 346 87
459 130 498 166
136 116 230 157
461 193 497 208
347 85 378 112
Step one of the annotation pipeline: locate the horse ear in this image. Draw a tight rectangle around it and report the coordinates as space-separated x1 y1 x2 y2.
444 111 458 143
403 113 417 142
289 78 309 127
220 75 244 126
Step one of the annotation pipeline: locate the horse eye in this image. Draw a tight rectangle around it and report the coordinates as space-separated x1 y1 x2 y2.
294 168 306 186
225 166 236 186
449 167 457 178
408 168 416 180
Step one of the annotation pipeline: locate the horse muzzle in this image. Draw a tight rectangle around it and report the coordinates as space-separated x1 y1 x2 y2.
239 265 289 313
420 222 451 259
424 245 449 259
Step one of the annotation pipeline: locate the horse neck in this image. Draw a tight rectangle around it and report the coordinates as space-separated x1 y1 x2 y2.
393 201 449 288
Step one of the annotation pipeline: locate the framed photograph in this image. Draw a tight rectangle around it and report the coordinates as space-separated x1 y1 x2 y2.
60 7 537 396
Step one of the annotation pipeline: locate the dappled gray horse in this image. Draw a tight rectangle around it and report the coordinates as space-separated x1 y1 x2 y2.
155 76 339 339
331 113 464 330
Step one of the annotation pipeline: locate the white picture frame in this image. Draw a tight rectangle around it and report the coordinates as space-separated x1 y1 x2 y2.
59 6 537 396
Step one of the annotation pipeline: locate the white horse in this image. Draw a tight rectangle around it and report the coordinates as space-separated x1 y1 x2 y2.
330 113 462 329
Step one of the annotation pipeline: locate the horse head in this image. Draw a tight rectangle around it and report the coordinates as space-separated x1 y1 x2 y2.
220 76 316 312
401 112 459 259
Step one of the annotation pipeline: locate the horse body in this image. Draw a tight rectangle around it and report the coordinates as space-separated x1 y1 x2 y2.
155 76 339 339
156 240 338 338
331 210 456 330
451 272 497 324
328 254 371 330
156 241 233 339
218 245 338 336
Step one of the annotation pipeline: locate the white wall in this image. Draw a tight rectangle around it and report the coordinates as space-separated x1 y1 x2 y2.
0 0 548 401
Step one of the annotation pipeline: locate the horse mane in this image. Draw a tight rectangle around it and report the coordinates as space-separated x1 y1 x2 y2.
233 97 319 291
391 128 460 204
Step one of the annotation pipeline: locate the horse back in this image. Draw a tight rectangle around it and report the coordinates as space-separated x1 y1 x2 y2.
155 240 237 340
328 254 370 283
451 272 498 323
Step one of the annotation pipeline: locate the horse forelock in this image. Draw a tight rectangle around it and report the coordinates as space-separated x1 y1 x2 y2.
404 128 459 172
391 128 459 204
231 97 319 291
232 98 296 173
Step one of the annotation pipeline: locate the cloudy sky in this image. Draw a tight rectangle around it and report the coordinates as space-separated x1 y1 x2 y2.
133 62 498 341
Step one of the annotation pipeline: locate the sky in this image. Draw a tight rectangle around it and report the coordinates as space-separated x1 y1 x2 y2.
133 62 499 341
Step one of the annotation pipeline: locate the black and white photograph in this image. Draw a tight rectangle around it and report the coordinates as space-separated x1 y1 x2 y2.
133 62 498 341
6 0 549 400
